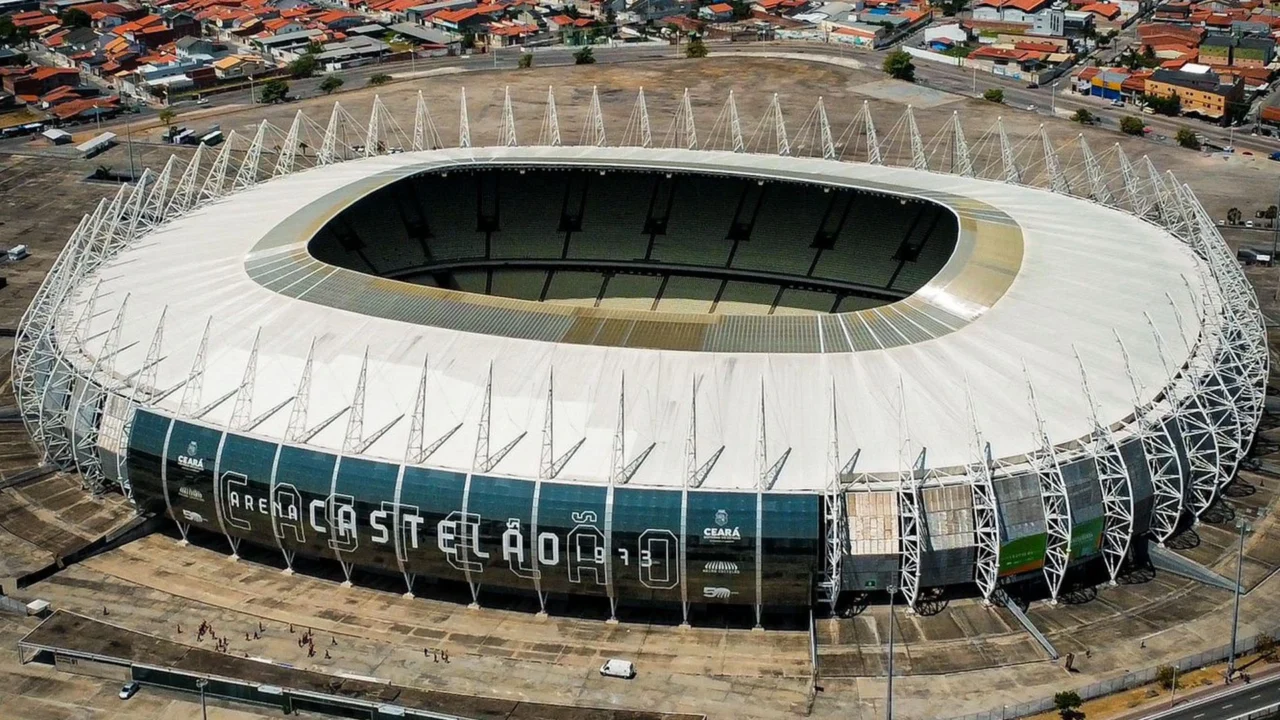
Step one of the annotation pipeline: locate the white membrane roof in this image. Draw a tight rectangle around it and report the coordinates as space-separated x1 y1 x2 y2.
61 146 1205 492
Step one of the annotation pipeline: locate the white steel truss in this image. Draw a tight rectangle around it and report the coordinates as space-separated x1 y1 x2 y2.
1074 347 1134 585
951 111 973 178
906 106 926 170
1115 330 1183 544
817 97 835 160
964 378 1000 604
499 87 517 148
862 101 882 165
1024 363 1072 604
821 382 851 615
1079 135 1112 205
997 117 1020 184
541 86 561 147
585 86 606 147
894 381 923 613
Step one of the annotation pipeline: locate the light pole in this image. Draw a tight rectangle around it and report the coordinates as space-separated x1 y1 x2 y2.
248 73 255 104
972 64 977 94
886 584 896 720
196 678 208 720
124 112 136 180
1052 80 1059 116
1169 664 1179 707
1227 518 1251 682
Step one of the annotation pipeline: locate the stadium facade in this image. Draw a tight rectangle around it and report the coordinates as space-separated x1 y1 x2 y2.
12 91 1267 626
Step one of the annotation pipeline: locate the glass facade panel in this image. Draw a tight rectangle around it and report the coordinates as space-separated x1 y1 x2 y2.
686 491 756 605
760 493 818 607
611 487 683 605
164 420 224 534
535 481 608 597
218 433 281 552
125 409 170 515
465 474 536 595
332 456 401 573
273 445 338 561
398 465 468 585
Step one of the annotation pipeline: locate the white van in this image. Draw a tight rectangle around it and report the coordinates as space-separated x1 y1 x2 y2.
600 659 636 679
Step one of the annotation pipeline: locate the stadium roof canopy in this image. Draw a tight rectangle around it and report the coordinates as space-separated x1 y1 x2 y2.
59 146 1204 492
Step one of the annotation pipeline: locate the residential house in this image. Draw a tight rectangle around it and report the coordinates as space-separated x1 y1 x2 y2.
1 65 79 96
824 21 883 46
429 3 504 32
972 0 1065 35
315 34 389 66
405 0 473 23
924 21 971 48
174 35 217 57
253 27 325 59
211 53 268 77
1144 63 1244 120
10 10 61 32
387 20 459 53
698 2 734 20
482 19 537 45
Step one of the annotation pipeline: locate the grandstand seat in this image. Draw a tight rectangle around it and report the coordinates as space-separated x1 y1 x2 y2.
490 170 566 260
567 173 651 261
650 175 736 266
731 183 823 276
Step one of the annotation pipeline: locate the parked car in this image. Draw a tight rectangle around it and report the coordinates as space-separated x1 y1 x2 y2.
196 98 210 106
600 659 636 679
1110 99 1124 107
119 682 140 700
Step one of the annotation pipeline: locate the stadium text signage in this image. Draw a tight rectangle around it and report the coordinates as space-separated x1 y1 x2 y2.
217 472 686 591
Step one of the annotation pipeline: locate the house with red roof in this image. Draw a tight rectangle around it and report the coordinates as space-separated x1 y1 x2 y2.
699 2 734 20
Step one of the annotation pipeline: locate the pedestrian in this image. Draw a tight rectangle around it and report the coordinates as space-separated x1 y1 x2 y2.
177 623 182 634
423 648 428 658
325 649 331 660
331 637 337 647
259 621 265 633
245 632 250 642
443 650 449 663
254 631 260 640
433 650 438 663
289 623 295 633
1140 640 1146 649
103 606 109 616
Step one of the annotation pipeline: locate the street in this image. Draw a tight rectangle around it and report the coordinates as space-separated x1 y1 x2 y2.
1137 671 1280 720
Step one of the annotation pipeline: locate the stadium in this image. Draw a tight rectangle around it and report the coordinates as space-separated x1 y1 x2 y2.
11 87 1268 628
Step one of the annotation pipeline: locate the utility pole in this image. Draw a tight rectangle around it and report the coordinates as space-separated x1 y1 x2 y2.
886 585 896 720
1169 664 1179 707
1227 518 1251 682
1271 181 1279 261
1052 81 1059 116
124 113 136 181
197 678 208 720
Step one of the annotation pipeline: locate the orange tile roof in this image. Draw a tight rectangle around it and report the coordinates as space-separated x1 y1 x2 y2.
1080 2 1120 18
706 2 733 10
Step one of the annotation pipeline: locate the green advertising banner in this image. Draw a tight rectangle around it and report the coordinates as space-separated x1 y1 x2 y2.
998 534 1047 576
1069 517 1104 561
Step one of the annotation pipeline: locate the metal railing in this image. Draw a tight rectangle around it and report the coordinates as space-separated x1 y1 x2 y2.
946 623 1280 720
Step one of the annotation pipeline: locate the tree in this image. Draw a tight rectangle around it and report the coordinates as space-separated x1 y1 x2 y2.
259 78 289 104
517 52 533 68
1053 690 1085 720
1258 633 1277 660
1175 127 1200 149
0 16 15 43
1155 665 1179 691
882 49 915 82
574 45 595 64
1140 92 1180 116
158 108 176 128
368 73 391 86
289 52 318 79
982 88 1003 103
730 0 752 18
319 74 343 94
1142 44 1155 61
1227 207 1243 225
1120 115 1145 135
686 36 708 58
1072 108 1094 124
461 30 475 49
60 8 91 27
1266 205 1278 220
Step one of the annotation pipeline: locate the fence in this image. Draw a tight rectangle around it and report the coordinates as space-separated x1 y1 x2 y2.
945 623 1280 720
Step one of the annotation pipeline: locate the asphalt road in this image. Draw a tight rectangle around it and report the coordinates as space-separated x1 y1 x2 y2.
1139 672 1280 720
